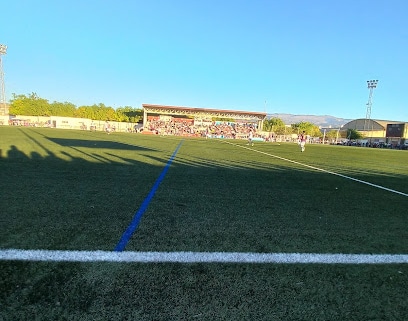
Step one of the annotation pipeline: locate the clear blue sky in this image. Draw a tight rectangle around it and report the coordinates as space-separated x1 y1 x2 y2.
2 0 407 121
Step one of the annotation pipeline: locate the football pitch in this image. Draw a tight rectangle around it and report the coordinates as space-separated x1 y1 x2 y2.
1 126 407 320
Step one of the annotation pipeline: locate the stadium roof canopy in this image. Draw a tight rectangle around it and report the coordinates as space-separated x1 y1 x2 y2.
142 104 267 122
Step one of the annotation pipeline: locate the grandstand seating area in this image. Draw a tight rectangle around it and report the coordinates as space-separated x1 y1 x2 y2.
145 118 262 140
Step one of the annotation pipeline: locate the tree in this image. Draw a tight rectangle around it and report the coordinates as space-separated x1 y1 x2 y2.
49 101 76 117
9 94 27 115
115 106 143 123
74 103 116 120
75 106 93 119
263 117 286 134
9 93 50 116
9 92 148 123
347 129 364 140
325 130 338 140
291 121 321 137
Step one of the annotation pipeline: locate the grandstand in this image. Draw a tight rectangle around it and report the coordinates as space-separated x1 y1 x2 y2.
141 104 267 139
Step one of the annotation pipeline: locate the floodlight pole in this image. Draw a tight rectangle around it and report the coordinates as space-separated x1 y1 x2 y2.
363 80 378 140
0 44 7 116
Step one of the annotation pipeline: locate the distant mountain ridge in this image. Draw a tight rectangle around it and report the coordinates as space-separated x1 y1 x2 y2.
268 113 352 128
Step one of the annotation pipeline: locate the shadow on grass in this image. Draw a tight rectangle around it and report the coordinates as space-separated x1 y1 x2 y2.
48 137 155 151
1 128 408 321
0 127 407 254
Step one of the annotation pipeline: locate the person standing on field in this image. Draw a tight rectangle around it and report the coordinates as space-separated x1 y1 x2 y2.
299 131 306 152
104 121 111 134
247 129 254 146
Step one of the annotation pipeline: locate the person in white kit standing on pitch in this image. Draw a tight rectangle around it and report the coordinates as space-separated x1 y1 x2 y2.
247 129 254 146
299 131 307 152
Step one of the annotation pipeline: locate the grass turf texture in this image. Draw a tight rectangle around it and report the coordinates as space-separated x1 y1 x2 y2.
1 126 407 320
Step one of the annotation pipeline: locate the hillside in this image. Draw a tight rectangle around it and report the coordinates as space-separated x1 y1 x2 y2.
267 113 352 128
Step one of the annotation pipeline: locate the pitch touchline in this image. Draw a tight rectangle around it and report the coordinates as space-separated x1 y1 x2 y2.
224 141 408 197
1 249 407 264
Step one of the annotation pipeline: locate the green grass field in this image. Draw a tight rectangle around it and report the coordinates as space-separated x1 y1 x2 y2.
1 126 407 320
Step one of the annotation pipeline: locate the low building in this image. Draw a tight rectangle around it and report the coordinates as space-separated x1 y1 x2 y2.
342 118 408 146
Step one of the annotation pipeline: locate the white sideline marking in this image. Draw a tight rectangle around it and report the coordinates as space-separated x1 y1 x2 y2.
224 141 408 197
1 249 407 264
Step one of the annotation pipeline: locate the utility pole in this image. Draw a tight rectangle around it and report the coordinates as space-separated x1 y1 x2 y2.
0 44 7 116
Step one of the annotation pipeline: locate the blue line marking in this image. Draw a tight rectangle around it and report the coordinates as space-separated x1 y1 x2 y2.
114 141 184 252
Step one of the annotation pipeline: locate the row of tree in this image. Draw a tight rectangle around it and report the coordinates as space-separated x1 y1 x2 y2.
9 92 362 139
9 93 143 123
263 117 322 136
262 117 362 139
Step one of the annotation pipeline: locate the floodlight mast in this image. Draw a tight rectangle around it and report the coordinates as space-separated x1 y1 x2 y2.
363 79 378 134
0 44 7 116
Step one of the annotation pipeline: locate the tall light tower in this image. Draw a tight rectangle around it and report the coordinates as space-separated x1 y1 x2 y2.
0 44 7 116
363 79 379 133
